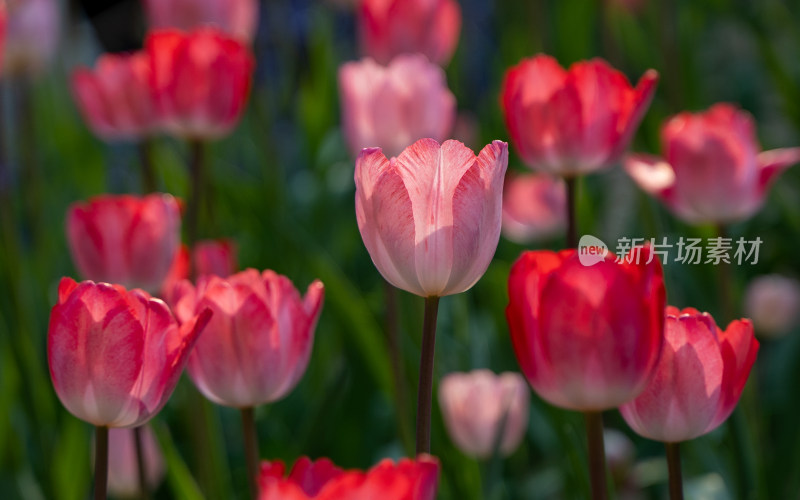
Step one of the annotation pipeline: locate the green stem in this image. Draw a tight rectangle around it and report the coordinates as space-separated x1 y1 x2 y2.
241 407 260 499
415 296 441 454
138 140 157 194
584 411 607 500
566 176 578 248
185 140 205 266
715 224 734 322
665 442 684 500
134 427 150 500
95 426 109 500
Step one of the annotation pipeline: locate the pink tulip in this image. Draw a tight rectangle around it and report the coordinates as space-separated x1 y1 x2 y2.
438 370 529 459
506 246 666 410
161 239 238 295
619 307 758 442
501 172 566 244
3 0 59 77
355 138 508 298
744 274 800 337
258 455 439 500
143 0 258 43
339 54 456 159
501 54 658 176
71 52 159 141
625 103 800 224
48 278 211 427
358 0 461 66
66 194 181 293
146 28 255 140
169 269 324 408
107 426 165 497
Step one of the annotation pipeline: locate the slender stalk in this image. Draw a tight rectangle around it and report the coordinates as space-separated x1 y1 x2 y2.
138 139 157 194
566 176 578 248
241 407 260 499
665 442 684 500
185 140 205 260
95 426 109 500
483 401 512 500
415 296 441 454
16 78 42 245
584 411 607 500
134 427 150 500
384 280 414 453
715 224 734 322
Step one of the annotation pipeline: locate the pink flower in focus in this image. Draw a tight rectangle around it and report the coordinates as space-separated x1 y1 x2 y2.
3 0 59 77
625 103 800 224
339 54 455 159
143 0 258 43
438 370 529 459
358 0 460 66
71 52 159 141
66 194 181 293
501 172 566 244
169 269 324 408
744 274 800 338
48 278 211 427
501 55 658 176
355 139 508 298
619 307 758 442
107 426 165 497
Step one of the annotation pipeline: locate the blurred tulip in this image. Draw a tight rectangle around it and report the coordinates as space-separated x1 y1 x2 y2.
744 274 800 337
161 239 238 299
3 0 59 77
48 278 211 427
506 246 665 410
358 0 460 66
338 54 455 159
107 426 165 498
619 307 758 442
258 455 439 500
169 269 324 408
625 103 800 224
501 55 657 176
143 0 258 43
71 52 159 141
355 138 508 298
0 3 6 71
501 172 566 244
438 370 529 459
66 193 181 293
146 28 254 140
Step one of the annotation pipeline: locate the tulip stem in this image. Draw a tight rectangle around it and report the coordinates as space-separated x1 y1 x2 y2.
186 140 205 259
241 407 260 499
416 296 441 454
134 427 150 500
584 411 607 500
665 442 684 500
715 224 734 322
566 176 578 248
95 426 109 500
138 139 157 194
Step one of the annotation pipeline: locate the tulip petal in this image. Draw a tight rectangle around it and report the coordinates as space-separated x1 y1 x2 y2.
708 319 758 431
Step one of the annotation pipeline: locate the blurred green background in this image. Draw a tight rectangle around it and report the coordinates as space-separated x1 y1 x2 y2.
3 0 800 498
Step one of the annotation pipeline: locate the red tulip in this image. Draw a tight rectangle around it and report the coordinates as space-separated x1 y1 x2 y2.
48 278 211 427
143 0 258 43
339 54 455 159
3 0 59 77
169 269 324 408
71 52 159 141
66 194 181 293
358 0 460 66
161 239 238 299
625 103 800 224
355 138 508 298
438 370 529 459
146 28 254 140
107 426 165 497
501 172 566 244
506 246 665 410
619 307 758 442
258 455 439 500
501 55 658 176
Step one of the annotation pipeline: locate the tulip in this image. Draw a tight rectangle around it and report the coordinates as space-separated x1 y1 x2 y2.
258 455 439 500
500 54 658 177
501 172 566 244
744 274 800 337
3 0 59 77
619 306 759 443
160 239 238 301
71 52 159 141
48 278 211 427
358 0 461 66
146 28 255 140
355 138 508 298
438 370 529 459
143 0 258 43
107 427 165 498
339 54 456 159
625 103 800 224
66 194 181 293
